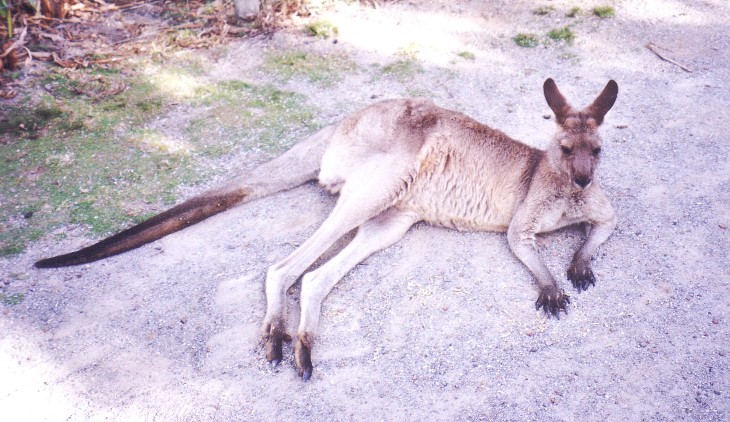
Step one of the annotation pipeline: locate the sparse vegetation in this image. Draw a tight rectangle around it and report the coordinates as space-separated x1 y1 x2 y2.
263 50 355 85
306 19 339 38
0 292 25 306
513 33 540 48
378 48 423 81
533 6 555 15
548 26 575 43
593 6 615 18
567 6 582 17
0 59 320 256
456 51 476 61
188 80 316 154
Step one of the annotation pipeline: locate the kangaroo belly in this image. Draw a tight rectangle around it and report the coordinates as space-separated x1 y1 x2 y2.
396 146 528 233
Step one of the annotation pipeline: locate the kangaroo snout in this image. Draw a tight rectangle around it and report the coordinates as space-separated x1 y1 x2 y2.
574 175 592 189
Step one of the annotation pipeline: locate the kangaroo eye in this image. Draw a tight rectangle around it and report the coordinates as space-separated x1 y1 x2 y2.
560 146 573 155
593 147 602 155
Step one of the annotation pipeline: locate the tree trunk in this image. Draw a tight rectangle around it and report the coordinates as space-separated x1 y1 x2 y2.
233 0 260 19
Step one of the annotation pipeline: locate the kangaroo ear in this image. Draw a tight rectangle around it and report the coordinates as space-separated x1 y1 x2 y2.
543 78 572 125
586 80 618 125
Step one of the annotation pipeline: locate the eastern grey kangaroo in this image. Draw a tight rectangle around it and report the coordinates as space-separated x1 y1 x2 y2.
36 78 619 380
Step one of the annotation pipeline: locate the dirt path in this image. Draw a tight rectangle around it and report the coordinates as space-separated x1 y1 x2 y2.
2 1 729 420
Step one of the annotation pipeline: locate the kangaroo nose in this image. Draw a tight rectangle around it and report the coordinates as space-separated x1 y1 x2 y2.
574 176 591 188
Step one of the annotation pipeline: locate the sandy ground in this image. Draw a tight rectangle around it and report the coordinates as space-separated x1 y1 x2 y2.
2 0 729 420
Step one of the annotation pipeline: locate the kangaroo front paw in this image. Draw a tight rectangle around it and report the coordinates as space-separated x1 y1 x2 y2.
535 286 570 318
294 334 314 381
567 261 596 292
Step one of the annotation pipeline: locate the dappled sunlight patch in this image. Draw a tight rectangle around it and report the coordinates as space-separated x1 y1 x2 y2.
146 67 203 100
129 130 194 156
621 0 718 24
328 3 486 67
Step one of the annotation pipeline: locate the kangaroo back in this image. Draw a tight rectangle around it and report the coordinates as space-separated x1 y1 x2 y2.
34 125 336 268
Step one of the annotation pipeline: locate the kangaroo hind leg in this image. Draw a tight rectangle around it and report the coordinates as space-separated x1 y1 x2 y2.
294 207 419 380
261 159 412 370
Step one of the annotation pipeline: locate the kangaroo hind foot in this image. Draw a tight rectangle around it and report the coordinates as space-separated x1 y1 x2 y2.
292 207 419 379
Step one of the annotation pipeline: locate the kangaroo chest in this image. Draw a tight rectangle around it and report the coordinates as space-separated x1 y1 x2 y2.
395 147 531 233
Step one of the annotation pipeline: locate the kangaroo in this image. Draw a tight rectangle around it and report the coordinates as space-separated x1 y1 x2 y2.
35 78 618 380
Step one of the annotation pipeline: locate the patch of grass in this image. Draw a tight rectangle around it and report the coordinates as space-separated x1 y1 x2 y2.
593 6 615 18
263 50 355 86
380 59 423 81
533 6 555 15
306 19 339 38
379 48 423 81
1 54 323 257
0 102 63 138
188 80 316 154
548 26 575 43
0 68 202 256
513 33 540 48
456 51 476 61
566 6 582 17
0 293 25 306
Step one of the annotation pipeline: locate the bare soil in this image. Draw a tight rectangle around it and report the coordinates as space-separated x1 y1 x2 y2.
2 1 729 420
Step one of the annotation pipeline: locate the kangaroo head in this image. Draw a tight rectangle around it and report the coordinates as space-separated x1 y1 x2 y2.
543 78 618 190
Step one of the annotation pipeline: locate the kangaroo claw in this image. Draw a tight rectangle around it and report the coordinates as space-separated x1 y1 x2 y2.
535 287 570 318
567 262 596 292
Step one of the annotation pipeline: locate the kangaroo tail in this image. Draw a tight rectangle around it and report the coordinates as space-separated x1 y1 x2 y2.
34 125 336 268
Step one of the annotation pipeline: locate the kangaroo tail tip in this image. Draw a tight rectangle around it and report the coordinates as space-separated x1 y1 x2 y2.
34 253 84 268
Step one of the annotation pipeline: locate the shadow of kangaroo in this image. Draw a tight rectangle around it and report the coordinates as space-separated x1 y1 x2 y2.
36 78 618 380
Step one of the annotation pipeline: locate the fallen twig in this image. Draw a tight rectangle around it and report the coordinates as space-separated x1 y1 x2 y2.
646 42 692 73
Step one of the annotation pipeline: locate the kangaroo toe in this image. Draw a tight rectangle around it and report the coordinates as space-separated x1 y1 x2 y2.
264 323 287 367
295 334 314 381
535 286 570 318
567 262 596 292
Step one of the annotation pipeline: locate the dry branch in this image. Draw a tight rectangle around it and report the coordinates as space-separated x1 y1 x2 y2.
646 42 692 73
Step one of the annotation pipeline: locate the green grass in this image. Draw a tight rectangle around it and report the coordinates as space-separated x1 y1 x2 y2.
306 19 339 38
0 73 196 255
378 48 423 81
456 51 476 61
263 50 355 86
593 6 615 18
533 6 555 15
0 63 317 256
513 33 540 48
188 80 316 154
548 26 575 43
567 7 582 17
0 293 25 306
380 58 423 80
